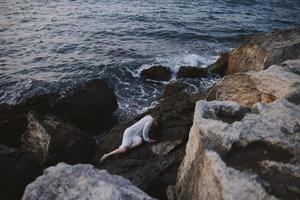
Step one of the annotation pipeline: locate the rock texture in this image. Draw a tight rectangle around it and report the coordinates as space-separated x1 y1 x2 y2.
226 28 300 74
169 99 300 200
176 66 208 78
95 90 194 199
211 52 230 75
207 60 300 106
21 112 94 165
0 145 42 200
22 163 155 200
141 65 172 81
0 79 117 147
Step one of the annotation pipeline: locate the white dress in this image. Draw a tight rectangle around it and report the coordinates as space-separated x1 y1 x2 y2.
119 115 154 148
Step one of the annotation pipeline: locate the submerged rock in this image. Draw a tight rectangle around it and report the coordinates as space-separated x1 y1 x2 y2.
95 91 194 199
0 79 118 147
169 99 300 200
226 28 300 74
22 163 155 200
21 112 94 165
0 145 42 200
176 66 208 78
141 65 172 81
207 60 300 106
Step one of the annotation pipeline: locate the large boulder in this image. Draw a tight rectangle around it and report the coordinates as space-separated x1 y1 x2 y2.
22 163 155 200
176 66 208 78
207 60 300 106
141 65 172 81
0 145 42 200
169 99 300 200
0 79 118 147
95 90 194 199
225 28 300 74
21 112 94 165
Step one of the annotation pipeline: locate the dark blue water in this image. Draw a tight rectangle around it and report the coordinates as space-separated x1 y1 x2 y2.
1 0 300 117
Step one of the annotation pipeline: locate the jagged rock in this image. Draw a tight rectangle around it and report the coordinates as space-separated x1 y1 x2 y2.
0 145 42 200
226 28 300 74
0 79 117 147
169 99 300 200
21 112 94 165
211 52 230 75
141 65 172 81
281 59 300 75
207 61 300 106
164 81 189 97
95 91 194 199
22 163 155 200
176 66 208 78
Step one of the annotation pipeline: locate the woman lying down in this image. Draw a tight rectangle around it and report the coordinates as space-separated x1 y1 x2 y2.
100 114 159 163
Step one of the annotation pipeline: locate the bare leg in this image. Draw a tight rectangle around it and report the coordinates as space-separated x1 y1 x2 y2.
99 147 127 164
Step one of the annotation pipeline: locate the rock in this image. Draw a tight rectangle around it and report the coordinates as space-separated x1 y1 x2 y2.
226 28 300 74
94 91 194 199
0 79 117 147
141 65 172 81
21 112 94 165
22 163 155 200
169 99 300 200
281 59 300 75
164 81 189 97
207 61 300 106
0 145 42 200
211 52 230 75
176 66 208 78
151 140 182 156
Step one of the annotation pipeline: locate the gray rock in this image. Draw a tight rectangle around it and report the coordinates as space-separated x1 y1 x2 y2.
169 99 300 200
21 112 94 165
22 163 155 200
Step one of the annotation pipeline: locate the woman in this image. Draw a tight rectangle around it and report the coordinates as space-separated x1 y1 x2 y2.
100 114 158 163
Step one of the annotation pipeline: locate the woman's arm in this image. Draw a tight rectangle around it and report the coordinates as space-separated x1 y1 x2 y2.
142 119 153 142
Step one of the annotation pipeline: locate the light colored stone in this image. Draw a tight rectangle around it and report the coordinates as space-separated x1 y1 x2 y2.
22 163 155 200
207 60 300 106
226 28 300 74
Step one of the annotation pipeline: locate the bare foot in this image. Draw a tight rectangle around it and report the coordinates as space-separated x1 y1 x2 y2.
99 154 108 164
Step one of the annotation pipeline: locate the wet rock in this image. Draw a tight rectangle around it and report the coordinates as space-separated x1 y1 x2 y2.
21 112 94 165
176 66 208 78
141 65 172 81
164 81 189 96
0 79 118 147
211 52 230 75
95 91 194 199
22 163 155 200
0 145 42 200
207 61 300 106
226 28 300 74
169 99 300 200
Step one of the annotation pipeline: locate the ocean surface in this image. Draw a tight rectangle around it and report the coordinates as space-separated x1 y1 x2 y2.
1 0 300 118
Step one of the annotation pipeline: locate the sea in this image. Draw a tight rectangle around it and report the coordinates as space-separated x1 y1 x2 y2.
1 0 300 118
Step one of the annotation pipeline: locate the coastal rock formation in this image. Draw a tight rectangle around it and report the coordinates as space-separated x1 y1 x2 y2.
176 66 208 78
207 60 300 106
95 90 194 199
211 52 230 75
226 28 300 74
169 99 300 200
22 163 155 200
21 112 94 165
141 65 172 81
0 79 117 147
0 145 42 200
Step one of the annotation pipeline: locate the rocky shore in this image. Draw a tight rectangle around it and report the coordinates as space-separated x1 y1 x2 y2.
0 28 299 200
